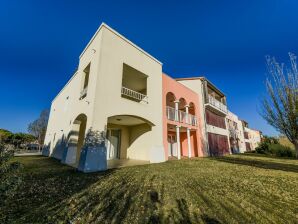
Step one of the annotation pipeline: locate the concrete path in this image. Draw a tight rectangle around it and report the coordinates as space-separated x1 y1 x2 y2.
14 151 42 157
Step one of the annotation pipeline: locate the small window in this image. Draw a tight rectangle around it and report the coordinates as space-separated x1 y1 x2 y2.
80 64 90 99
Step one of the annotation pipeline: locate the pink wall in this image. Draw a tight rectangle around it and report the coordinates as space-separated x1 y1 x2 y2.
162 73 204 159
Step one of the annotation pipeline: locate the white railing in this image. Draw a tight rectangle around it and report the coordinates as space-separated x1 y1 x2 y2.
166 106 176 121
166 106 197 126
80 87 87 99
208 95 227 113
121 86 148 103
179 110 187 123
188 114 198 126
229 128 237 139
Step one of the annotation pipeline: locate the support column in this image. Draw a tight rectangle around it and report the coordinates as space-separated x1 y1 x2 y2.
185 105 189 124
187 128 192 158
174 100 179 121
176 126 181 159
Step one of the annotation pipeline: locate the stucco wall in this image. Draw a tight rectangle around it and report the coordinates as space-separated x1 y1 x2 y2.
162 74 204 158
45 23 165 164
227 111 246 153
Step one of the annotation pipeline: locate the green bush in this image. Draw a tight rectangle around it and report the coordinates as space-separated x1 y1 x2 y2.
256 142 296 158
269 144 295 158
0 142 23 200
255 142 270 154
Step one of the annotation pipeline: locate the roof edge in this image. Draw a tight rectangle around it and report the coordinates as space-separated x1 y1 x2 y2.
175 76 226 96
79 22 162 65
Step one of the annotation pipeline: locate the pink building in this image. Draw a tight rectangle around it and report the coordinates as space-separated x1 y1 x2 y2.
162 74 204 159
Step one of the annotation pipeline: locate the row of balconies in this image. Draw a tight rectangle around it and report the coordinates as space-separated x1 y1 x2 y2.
166 106 198 126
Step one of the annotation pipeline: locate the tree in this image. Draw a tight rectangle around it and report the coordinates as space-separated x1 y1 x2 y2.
260 53 298 158
10 133 36 149
28 109 49 146
0 129 13 143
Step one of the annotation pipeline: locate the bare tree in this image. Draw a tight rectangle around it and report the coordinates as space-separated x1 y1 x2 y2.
28 109 49 146
261 53 298 158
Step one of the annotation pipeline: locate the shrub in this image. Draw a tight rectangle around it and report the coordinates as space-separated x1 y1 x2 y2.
269 144 295 158
0 142 23 200
255 142 270 154
255 142 296 158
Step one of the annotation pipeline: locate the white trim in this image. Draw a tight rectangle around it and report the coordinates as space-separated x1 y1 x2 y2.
79 23 162 65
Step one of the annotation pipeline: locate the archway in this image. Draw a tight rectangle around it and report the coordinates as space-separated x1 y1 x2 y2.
66 113 87 166
166 92 176 107
189 102 195 115
106 115 154 166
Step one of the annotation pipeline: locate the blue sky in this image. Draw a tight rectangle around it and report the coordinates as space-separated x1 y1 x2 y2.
1 0 298 135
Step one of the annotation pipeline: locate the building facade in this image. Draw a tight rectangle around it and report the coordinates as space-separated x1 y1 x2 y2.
43 23 262 172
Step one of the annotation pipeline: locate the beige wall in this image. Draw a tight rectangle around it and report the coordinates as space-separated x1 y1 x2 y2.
177 78 231 155
227 111 246 153
248 129 261 150
45 23 165 163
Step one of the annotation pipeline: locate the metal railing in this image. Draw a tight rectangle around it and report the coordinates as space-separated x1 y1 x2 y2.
121 86 148 103
208 95 227 113
80 87 87 99
166 106 197 126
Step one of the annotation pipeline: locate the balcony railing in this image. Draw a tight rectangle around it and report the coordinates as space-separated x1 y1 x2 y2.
121 86 148 103
208 95 227 113
166 106 197 126
80 87 87 99
166 106 176 121
188 114 198 126
229 128 238 139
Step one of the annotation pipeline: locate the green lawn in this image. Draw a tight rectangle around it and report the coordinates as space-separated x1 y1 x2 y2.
1 154 298 224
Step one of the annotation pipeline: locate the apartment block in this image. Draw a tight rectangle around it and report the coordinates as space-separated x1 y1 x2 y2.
43 23 262 172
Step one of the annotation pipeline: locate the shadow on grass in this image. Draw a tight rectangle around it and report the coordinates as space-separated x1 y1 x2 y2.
241 152 297 160
4 156 224 223
1 156 116 223
213 156 298 173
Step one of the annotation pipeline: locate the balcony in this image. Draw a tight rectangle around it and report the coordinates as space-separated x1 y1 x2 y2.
229 128 238 139
166 106 197 126
121 86 148 103
206 95 227 114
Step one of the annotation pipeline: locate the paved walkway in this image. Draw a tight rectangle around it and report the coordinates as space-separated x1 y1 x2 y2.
107 159 149 169
14 151 42 157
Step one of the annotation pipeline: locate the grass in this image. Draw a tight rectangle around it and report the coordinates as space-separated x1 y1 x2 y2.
1 154 298 224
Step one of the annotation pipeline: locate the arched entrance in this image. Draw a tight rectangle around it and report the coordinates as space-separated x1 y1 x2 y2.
106 115 155 168
65 113 87 166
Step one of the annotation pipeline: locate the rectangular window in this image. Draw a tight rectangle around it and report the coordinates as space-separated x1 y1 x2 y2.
206 109 226 129
80 63 90 99
244 132 249 139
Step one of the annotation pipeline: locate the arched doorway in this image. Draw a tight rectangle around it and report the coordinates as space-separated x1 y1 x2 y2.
106 115 154 167
66 113 87 166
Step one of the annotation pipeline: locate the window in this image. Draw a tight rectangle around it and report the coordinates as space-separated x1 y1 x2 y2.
245 142 251 151
244 132 249 139
80 64 90 99
206 109 226 129
121 63 148 103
